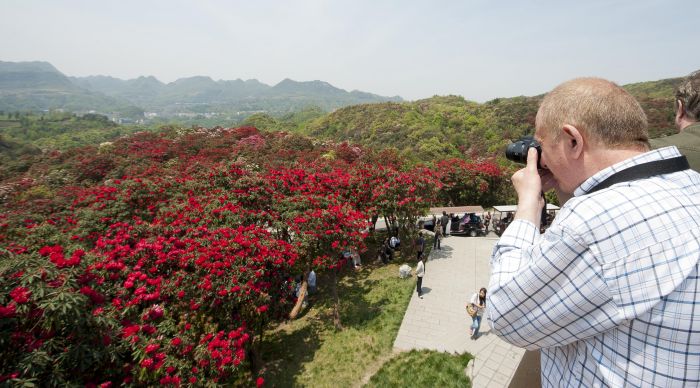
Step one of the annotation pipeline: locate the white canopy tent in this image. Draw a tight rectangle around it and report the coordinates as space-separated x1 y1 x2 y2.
428 206 485 216
492 204 560 213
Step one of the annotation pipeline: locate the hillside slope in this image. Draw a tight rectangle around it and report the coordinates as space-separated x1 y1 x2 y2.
295 78 679 160
300 95 538 161
623 78 679 138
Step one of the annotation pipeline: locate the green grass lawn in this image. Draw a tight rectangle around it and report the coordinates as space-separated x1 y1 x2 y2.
366 350 473 387
260 241 416 387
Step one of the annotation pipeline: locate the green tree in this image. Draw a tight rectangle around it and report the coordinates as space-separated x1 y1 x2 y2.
241 113 278 131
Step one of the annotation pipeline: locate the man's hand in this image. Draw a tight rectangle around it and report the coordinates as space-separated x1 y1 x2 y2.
512 148 545 226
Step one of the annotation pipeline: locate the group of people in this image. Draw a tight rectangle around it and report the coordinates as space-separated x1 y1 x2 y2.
378 234 401 264
486 71 700 386
428 210 452 249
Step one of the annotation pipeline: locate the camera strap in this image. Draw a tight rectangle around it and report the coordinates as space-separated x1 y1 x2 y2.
587 156 690 194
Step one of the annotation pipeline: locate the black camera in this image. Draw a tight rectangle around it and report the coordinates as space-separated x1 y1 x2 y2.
506 136 542 169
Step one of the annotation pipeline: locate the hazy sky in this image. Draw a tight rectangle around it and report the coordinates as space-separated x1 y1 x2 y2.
2 0 699 101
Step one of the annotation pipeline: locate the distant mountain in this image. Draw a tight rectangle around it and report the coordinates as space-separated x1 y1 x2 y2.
267 79 401 105
70 75 165 103
0 61 144 117
0 61 74 90
0 60 402 118
73 75 402 114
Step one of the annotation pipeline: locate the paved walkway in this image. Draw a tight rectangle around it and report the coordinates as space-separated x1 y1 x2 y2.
393 234 532 388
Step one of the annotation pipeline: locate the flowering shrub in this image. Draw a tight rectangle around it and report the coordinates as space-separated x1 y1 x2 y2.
436 158 513 207
1 187 297 385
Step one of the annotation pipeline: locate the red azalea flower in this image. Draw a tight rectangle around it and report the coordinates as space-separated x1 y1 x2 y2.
9 287 31 304
147 305 164 320
122 325 140 338
0 304 16 318
145 343 160 354
140 358 154 369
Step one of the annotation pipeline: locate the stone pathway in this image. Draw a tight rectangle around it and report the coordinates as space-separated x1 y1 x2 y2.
393 234 531 388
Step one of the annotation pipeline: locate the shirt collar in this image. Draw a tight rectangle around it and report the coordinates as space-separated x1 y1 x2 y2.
684 122 700 133
574 146 683 196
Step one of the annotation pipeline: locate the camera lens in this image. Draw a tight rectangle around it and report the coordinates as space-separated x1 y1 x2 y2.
506 141 529 163
505 136 542 168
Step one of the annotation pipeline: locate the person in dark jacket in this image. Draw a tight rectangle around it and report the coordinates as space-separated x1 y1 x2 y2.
650 69 700 171
415 232 425 260
440 211 449 236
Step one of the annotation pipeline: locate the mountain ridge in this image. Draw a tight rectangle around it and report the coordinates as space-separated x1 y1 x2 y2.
0 60 402 117
0 60 144 116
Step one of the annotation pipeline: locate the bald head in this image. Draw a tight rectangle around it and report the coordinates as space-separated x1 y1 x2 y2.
536 77 649 150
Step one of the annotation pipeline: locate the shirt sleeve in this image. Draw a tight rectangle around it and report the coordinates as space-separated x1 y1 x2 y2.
487 219 620 350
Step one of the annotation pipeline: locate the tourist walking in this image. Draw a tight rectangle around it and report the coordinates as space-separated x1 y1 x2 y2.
415 256 425 299
469 287 487 339
433 221 442 250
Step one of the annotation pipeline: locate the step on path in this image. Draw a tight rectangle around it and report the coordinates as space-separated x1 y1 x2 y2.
393 234 533 388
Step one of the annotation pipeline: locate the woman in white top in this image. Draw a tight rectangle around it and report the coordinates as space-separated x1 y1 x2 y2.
469 287 487 339
415 257 425 298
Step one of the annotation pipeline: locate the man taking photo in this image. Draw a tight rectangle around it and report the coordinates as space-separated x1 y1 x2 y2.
488 77 700 387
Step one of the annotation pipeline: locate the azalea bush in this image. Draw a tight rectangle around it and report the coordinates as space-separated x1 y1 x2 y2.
1 179 297 385
436 158 513 207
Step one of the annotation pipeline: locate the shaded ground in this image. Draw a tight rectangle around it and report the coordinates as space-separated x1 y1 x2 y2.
508 351 541 388
260 237 415 387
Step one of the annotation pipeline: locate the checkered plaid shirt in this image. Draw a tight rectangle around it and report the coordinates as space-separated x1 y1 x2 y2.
488 147 700 387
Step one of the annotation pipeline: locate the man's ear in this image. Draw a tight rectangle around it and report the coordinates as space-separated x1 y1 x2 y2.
561 124 584 159
676 99 685 122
